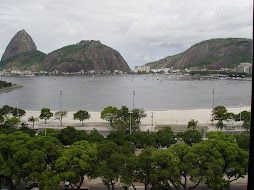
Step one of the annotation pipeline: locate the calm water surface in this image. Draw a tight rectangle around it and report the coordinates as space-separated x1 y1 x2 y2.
0 75 251 111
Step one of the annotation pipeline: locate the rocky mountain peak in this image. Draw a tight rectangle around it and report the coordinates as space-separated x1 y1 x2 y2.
1 29 37 61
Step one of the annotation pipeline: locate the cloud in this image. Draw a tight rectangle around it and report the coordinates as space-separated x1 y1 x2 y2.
0 0 252 69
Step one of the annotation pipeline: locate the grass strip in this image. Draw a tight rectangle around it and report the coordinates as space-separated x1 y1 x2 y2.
0 85 23 93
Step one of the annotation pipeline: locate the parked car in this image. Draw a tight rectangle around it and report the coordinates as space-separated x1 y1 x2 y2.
0 186 10 190
26 183 40 190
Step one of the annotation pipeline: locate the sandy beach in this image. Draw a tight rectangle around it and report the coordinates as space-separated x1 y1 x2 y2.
20 107 251 130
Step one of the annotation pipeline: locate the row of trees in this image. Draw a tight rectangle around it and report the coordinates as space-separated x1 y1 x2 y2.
38 106 146 132
0 105 146 131
0 105 91 127
211 106 251 131
0 124 249 190
2 104 249 133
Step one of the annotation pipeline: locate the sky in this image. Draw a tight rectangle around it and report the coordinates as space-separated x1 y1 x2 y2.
0 0 252 70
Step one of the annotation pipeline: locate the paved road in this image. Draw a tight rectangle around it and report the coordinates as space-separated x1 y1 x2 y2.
80 184 247 190
16 182 247 190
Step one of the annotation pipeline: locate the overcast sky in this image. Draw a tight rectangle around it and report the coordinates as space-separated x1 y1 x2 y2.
0 0 252 69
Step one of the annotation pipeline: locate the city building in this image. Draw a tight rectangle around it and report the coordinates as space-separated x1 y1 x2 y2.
236 62 252 74
134 65 151 73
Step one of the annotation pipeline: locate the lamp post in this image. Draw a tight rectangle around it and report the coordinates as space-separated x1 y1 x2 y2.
133 90 135 110
212 89 214 125
60 90 62 111
172 110 173 124
213 89 214 110
16 102 19 122
129 111 133 134
239 104 242 134
151 112 154 131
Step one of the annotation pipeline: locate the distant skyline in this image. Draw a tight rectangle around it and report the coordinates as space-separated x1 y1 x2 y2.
0 0 252 69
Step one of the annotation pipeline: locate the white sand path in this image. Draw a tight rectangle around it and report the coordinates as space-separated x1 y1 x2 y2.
20 107 250 131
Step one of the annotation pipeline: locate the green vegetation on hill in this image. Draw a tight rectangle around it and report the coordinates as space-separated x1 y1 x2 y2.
146 38 252 70
50 41 107 66
146 53 182 69
185 54 252 69
0 50 46 71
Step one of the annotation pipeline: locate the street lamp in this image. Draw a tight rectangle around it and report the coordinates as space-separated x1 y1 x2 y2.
212 88 215 125
239 104 242 133
151 112 154 131
213 89 214 110
128 111 133 134
16 102 19 122
133 90 135 110
60 90 62 111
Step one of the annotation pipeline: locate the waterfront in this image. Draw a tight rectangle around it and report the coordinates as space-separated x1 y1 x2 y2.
0 75 251 111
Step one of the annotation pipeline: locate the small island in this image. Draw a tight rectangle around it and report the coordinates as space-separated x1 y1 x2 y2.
0 80 22 93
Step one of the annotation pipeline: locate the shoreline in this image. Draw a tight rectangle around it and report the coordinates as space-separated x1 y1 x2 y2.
20 107 251 128
0 85 23 93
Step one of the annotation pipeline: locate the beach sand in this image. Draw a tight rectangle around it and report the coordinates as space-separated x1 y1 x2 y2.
20 107 251 130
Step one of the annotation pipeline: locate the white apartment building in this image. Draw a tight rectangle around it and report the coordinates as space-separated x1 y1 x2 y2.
134 65 151 73
236 62 252 74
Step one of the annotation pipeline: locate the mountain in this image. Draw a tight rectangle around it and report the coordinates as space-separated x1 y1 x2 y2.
146 38 252 70
0 30 130 72
44 40 130 72
0 51 46 72
1 30 37 61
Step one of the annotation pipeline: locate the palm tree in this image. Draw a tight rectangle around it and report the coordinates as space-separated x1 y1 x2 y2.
187 119 199 130
28 116 39 129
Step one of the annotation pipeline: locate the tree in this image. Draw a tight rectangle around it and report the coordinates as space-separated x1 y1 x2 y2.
0 123 17 134
0 105 14 119
120 154 138 190
39 108 53 124
111 106 130 133
57 126 88 145
243 120 250 132
234 134 250 151
73 110 90 126
0 115 4 123
4 117 19 127
38 128 60 138
28 116 39 129
55 140 97 190
156 126 177 148
151 149 181 189
107 131 127 146
19 126 36 137
107 106 147 134
187 119 198 130
211 105 228 121
87 129 104 143
54 111 68 126
25 136 64 190
101 106 118 125
135 147 155 190
93 140 125 190
132 131 157 149
0 132 32 190
130 109 147 134
172 143 192 190
12 108 26 119
206 131 235 142
216 120 224 131
188 140 227 190
235 111 251 132
182 130 202 147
